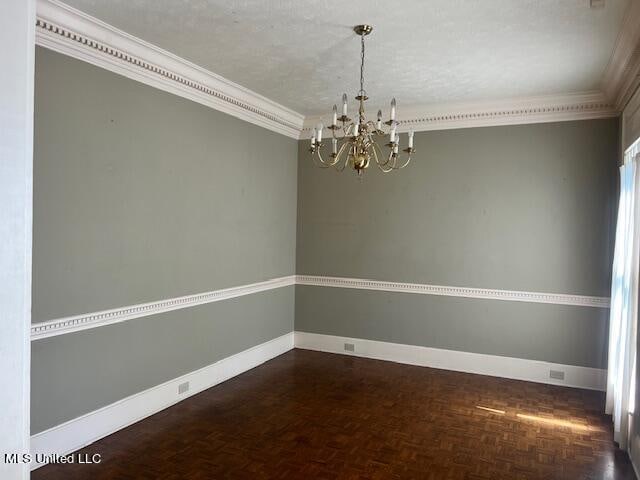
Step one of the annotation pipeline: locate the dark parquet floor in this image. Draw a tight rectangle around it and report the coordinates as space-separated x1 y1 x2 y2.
33 349 636 480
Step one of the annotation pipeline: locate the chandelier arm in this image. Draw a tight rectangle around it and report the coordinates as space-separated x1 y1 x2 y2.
322 145 343 167
311 149 330 168
325 155 342 167
373 141 393 168
332 141 351 171
371 141 386 171
337 139 350 160
375 141 389 167
335 152 350 172
388 149 399 169
311 143 341 168
378 157 395 173
372 141 394 172
336 143 357 172
394 151 412 170
325 139 349 167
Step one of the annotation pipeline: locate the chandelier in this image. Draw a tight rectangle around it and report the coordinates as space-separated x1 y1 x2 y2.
309 24 414 177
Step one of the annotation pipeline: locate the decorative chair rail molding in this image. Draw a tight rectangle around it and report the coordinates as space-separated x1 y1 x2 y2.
31 276 296 340
601 0 640 109
35 0 305 139
295 275 611 309
301 91 618 138
32 274 609 341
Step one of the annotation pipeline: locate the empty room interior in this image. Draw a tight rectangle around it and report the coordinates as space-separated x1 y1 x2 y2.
4 0 640 478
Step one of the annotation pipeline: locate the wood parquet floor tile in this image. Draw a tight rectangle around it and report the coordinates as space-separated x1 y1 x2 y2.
33 349 636 479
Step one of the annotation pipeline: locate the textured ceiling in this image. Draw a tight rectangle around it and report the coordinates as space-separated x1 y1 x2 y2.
61 0 629 116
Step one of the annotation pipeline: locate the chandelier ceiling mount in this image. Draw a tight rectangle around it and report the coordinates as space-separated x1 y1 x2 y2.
353 24 373 37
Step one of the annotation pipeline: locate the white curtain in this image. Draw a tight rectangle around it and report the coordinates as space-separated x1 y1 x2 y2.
607 139 640 450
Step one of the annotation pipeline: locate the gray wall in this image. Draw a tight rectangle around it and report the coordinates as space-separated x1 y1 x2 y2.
296 119 618 368
33 46 620 434
32 48 298 433
32 287 293 433
33 48 297 322
295 286 608 368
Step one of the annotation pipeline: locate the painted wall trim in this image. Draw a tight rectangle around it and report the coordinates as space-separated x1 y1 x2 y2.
294 331 607 391
31 274 609 341
30 332 295 470
31 276 296 340
601 0 640 109
295 275 611 309
35 0 304 139
300 91 618 138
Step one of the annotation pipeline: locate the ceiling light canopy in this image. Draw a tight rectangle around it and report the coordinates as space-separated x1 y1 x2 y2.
309 25 414 177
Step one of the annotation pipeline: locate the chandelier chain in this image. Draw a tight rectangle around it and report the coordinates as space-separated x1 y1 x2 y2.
360 33 365 95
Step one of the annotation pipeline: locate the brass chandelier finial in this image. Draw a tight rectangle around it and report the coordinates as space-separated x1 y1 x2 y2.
309 24 414 177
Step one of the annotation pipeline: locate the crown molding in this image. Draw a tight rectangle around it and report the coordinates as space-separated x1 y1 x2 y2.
601 0 640 109
35 0 624 142
300 91 617 138
35 0 304 139
31 276 296 340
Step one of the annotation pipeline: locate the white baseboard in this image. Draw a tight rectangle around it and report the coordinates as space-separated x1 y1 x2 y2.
30 332 294 470
30 330 606 471
294 331 607 391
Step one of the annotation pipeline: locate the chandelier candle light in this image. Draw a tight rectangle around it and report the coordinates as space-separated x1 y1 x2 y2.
309 24 415 176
